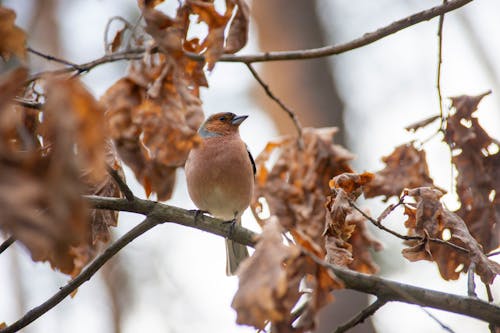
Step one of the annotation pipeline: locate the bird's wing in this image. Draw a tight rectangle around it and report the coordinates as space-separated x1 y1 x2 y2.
247 147 256 176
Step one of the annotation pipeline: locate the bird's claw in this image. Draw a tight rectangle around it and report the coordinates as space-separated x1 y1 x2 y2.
190 209 208 223
223 218 237 238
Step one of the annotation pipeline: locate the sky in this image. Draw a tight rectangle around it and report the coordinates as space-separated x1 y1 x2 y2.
0 0 499 332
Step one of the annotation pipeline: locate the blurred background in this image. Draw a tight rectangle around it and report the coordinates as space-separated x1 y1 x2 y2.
0 0 499 332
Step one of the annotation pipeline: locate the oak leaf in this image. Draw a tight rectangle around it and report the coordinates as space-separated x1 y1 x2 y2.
363 144 444 200
251 128 354 246
232 219 301 330
403 187 500 284
443 92 500 253
0 6 26 60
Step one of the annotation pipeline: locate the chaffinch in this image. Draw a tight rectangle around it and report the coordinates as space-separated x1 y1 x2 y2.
185 112 255 275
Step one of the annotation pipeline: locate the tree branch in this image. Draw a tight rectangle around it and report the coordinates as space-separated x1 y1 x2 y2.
189 0 473 63
334 298 387 333
85 195 258 247
347 197 469 253
0 236 15 255
245 63 303 145
0 215 161 333
24 0 473 88
436 0 447 128
307 254 500 326
1 195 499 332
25 49 143 85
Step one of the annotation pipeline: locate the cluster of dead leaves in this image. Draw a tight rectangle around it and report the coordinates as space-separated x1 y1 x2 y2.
102 0 249 200
402 187 500 284
0 69 122 276
236 128 381 332
237 93 500 331
362 93 500 283
0 4 125 276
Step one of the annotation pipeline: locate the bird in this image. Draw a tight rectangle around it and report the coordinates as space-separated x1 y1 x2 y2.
184 112 255 275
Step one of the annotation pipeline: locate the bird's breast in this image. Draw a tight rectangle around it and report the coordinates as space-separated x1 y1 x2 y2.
185 135 254 220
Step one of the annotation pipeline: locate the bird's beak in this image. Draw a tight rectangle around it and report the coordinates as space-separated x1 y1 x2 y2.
231 115 248 126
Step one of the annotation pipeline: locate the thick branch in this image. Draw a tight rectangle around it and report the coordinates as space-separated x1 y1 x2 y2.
314 258 500 326
0 215 161 333
24 0 473 87
1 195 499 333
193 0 473 63
0 236 15 255
85 195 258 247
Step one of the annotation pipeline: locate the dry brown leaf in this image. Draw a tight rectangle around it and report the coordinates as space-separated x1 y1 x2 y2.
110 27 126 53
82 140 124 244
224 0 249 54
443 92 500 253
251 128 354 246
232 219 301 330
0 78 100 276
233 220 342 332
45 79 107 182
102 53 203 200
363 144 444 201
324 172 378 271
188 0 234 70
346 211 382 274
403 187 500 284
0 6 26 60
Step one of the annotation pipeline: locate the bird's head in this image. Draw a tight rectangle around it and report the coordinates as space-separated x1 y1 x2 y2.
198 112 248 138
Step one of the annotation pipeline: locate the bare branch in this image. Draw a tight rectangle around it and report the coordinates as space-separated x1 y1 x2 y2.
28 47 81 69
0 236 15 255
436 1 447 128
25 49 143 84
188 0 473 63
421 308 456 333
24 0 474 86
467 262 477 297
347 197 469 253
0 215 161 333
106 167 134 202
85 195 258 247
245 63 303 144
334 298 387 333
2 196 499 332
306 253 500 326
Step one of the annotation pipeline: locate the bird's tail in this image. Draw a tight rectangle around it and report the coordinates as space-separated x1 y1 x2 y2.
225 218 249 275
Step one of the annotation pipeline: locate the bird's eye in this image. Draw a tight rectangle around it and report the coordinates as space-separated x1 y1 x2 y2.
219 116 226 121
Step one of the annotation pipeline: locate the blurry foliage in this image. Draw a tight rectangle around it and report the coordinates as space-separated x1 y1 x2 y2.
0 1 498 333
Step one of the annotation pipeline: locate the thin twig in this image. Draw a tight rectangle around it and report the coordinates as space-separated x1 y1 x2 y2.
103 16 133 54
0 236 15 255
245 63 303 145
0 215 161 333
436 0 447 130
25 49 143 85
467 262 477 297
24 0 474 85
27 47 82 69
107 166 134 201
334 298 387 333
348 198 469 253
421 308 456 333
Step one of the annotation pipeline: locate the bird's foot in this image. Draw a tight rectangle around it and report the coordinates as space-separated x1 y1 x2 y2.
222 218 237 238
190 209 208 223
